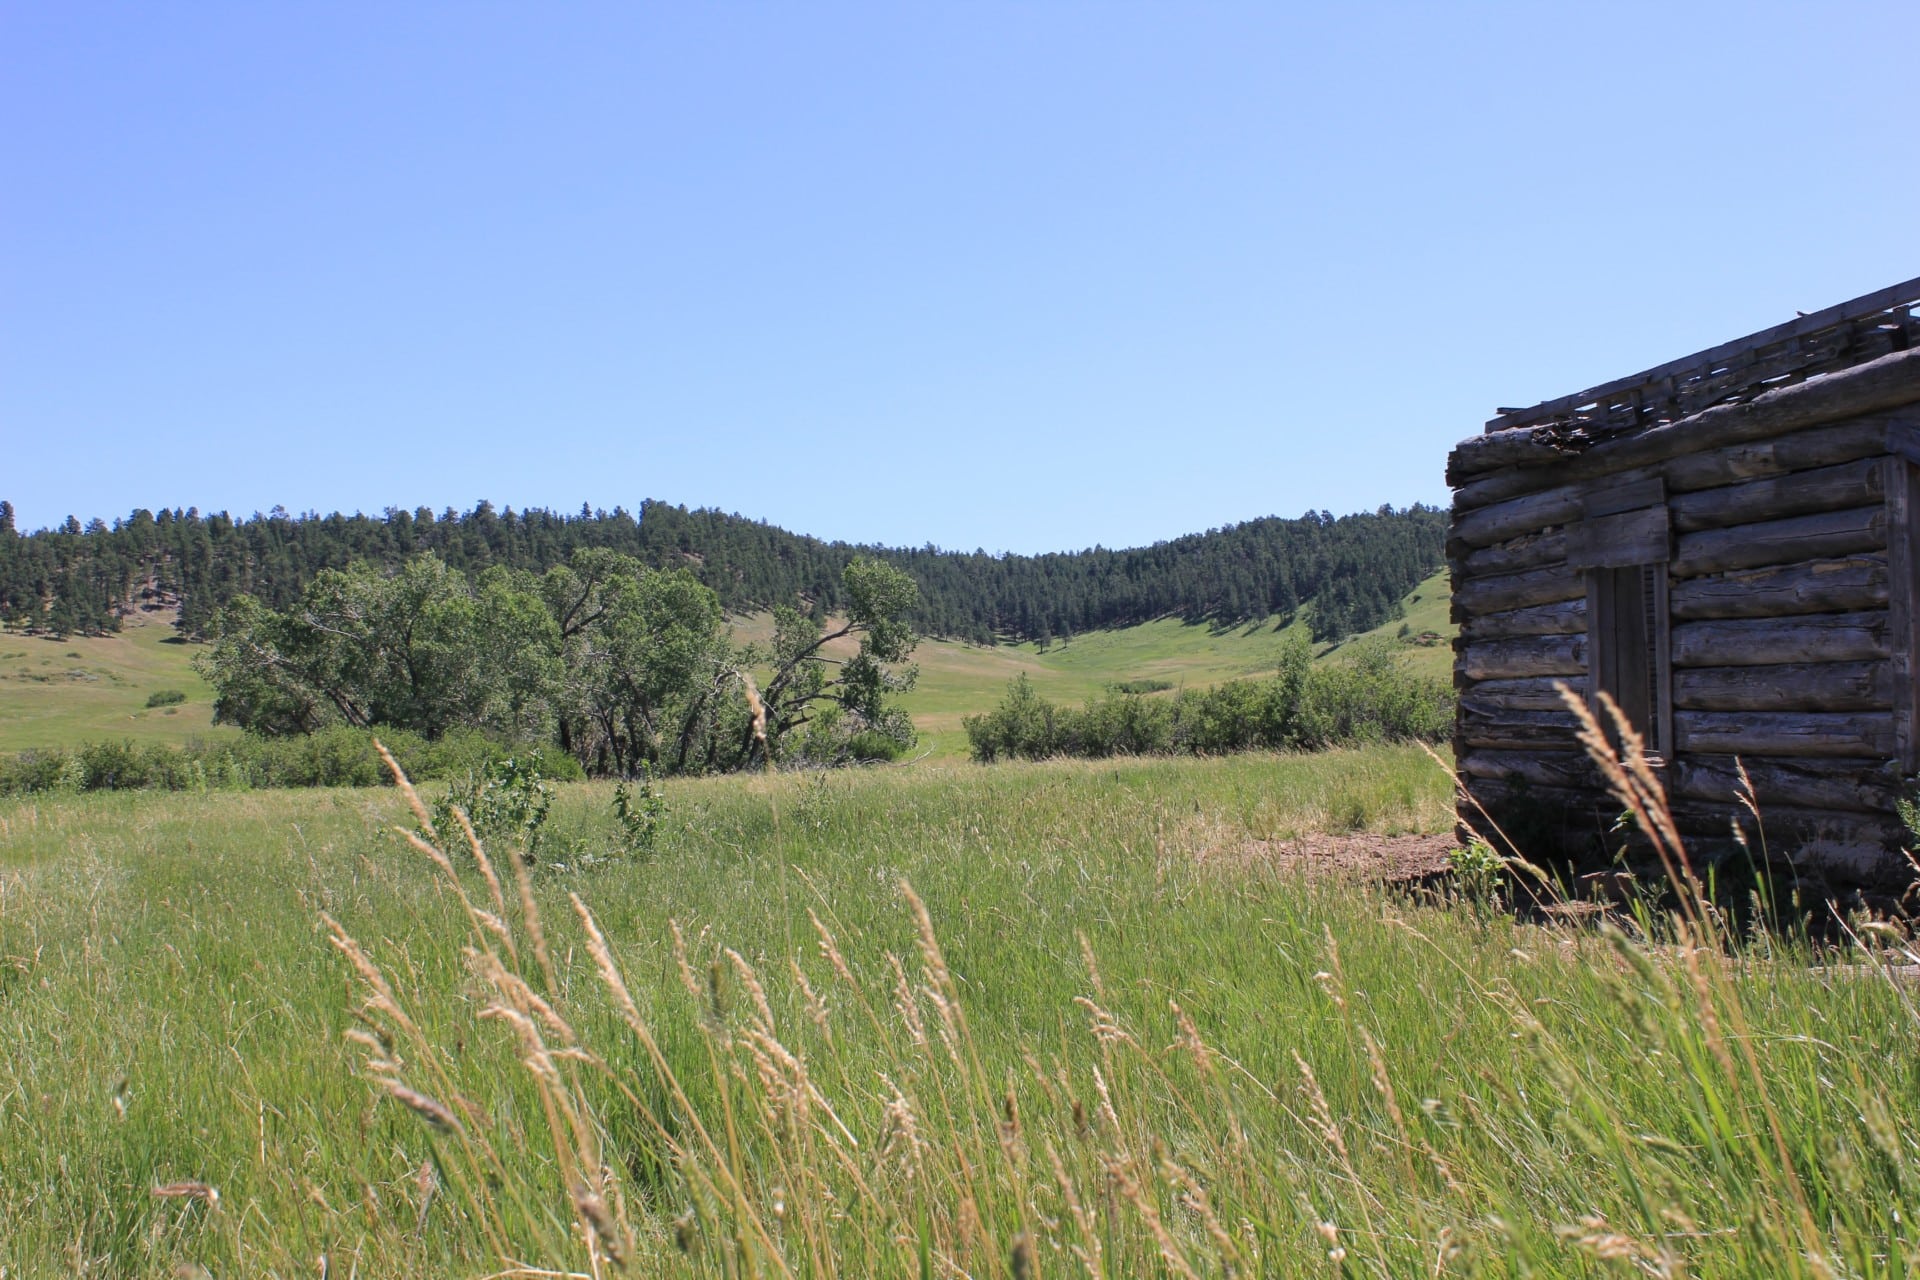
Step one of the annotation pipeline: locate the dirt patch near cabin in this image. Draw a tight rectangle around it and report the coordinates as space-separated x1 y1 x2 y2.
1208 832 1457 883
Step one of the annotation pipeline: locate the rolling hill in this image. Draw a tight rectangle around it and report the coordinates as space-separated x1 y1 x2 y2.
0 572 1457 758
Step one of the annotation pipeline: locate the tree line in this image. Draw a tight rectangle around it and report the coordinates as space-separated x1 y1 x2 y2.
0 498 1443 644
193 549 922 777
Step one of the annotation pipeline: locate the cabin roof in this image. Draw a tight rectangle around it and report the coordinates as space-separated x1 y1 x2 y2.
1486 277 1920 441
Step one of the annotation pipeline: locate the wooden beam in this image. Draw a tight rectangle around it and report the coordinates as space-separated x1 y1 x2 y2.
1667 555 1888 620
1672 660 1891 712
1456 633 1587 681
1671 611 1890 667
1668 756 1903 816
1452 414 1899 513
1672 710 1894 758
1483 277 1920 434
1450 347 1920 485
1668 457 1882 533
1669 505 1883 579
1457 675 1587 713
1451 564 1587 616
1458 598 1587 641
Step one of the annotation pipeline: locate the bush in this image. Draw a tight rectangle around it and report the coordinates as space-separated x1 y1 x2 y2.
0 725 572 797
966 637 1452 763
145 689 187 708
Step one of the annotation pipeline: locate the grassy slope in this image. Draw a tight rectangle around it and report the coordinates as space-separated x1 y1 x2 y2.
0 609 232 753
2 754 1910 1277
735 567 1459 757
0 573 1459 757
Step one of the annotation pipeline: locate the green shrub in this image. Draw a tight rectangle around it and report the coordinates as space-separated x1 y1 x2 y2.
966 637 1452 763
144 689 187 708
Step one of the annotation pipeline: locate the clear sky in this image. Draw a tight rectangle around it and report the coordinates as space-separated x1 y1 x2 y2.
3 2 1915 552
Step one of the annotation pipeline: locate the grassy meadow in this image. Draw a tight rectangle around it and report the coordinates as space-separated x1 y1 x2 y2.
0 572 1455 760
5 747 1919 1277
0 609 233 754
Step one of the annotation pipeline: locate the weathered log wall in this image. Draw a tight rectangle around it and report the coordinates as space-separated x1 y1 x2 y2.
1450 343 1920 885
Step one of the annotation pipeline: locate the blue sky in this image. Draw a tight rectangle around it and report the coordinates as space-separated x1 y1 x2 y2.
3 2 1915 552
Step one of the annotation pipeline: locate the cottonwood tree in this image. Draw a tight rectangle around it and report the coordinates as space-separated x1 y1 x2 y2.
748 556 921 765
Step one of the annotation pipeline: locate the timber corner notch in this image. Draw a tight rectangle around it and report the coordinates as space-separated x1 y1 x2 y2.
1448 276 1920 888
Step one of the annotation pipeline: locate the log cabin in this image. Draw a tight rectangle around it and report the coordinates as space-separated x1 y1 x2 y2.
1448 277 1920 886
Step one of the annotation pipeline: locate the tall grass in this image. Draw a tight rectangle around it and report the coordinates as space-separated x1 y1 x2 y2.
3 743 1917 1275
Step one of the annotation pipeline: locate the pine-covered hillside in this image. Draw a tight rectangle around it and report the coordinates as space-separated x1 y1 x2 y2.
0 498 1443 645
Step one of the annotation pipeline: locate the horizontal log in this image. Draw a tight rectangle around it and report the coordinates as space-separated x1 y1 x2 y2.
1458 598 1587 641
1449 346 1920 484
1457 707 1584 750
1672 661 1891 712
1451 565 1587 616
1453 416 1897 512
1458 675 1586 713
1456 749 1599 790
1456 633 1587 681
1668 756 1903 816
1670 505 1883 578
1458 528 1566 577
1663 802 1908 879
1665 417 1900 493
1667 555 1888 620
1449 486 1581 553
1667 457 1883 533
1670 611 1889 667
1672 710 1894 758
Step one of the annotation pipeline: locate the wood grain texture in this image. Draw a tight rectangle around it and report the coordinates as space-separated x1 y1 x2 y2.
1671 710 1894 758
1667 556 1888 620
1669 506 1884 578
1456 633 1588 681
1667 457 1883 533
1668 755 1903 815
1671 661 1891 712
1670 611 1889 668
1458 599 1587 641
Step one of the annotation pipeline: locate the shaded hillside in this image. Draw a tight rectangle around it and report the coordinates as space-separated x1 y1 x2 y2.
0 498 1443 644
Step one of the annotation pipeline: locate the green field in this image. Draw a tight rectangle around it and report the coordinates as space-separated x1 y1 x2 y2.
0 609 233 753
0 576 1456 758
3 748 1913 1277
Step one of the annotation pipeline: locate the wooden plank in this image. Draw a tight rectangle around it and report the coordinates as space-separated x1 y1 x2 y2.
1671 611 1890 667
1667 457 1883 533
1451 564 1587 615
1668 555 1888 620
1567 505 1671 569
1672 661 1891 712
1456 633 1587 681
1886 458 1920 772
1483 277 1920 435
1458 598 1586 641
1669 756 1903 816
1669 505 1884 578
1672 710 1894 758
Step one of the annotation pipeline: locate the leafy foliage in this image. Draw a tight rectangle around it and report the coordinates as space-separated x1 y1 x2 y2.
190 549 920 778
964 636 1450 761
